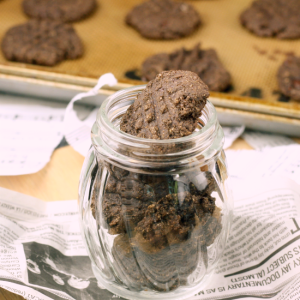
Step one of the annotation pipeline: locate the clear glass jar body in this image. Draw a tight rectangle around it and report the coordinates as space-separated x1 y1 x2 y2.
79 86 233 300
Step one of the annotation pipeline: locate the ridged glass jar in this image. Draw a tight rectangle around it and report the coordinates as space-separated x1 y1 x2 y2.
79 85 233 300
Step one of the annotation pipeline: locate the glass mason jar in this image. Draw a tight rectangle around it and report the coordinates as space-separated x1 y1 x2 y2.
79 85 233 300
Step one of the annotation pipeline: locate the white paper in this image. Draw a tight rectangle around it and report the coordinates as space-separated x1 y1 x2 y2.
242 131 296 150
0 187 120 300
64 73 117 157
191 177 300 300
222 125 245 149
0 176 300 300
226 144 300 185
0 104 65 175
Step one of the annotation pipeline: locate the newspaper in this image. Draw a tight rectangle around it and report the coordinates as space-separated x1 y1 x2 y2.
0 176 300 300
196 177 300 300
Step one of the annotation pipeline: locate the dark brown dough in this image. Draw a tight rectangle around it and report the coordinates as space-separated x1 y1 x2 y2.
277 56 300 100
240 0 300 39
126 0 201 39
22 0 97 23
142 44 231 92
120 70 209 140
1 20 83 66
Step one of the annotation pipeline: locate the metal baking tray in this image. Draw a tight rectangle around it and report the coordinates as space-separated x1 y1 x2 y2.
0 0 299 135
1 72 299 137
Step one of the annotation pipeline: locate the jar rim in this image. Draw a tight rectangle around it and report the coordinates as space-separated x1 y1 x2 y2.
92 84 224 171
97 84 218 146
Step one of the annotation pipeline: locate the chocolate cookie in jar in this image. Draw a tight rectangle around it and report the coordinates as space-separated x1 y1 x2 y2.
79 70 233 300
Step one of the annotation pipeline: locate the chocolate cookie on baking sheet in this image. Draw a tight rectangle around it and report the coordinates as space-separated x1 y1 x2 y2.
142 44 231 92
278 56 300 101
240 0 300 39
1 20 83 66
22 0 97 23
126 0 201 39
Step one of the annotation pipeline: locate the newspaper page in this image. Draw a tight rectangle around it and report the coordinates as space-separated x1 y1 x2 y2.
0 188 116 300
193 177 300 300
0 176 300 300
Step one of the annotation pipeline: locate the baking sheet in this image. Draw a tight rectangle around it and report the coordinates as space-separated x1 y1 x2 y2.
0 0 300 113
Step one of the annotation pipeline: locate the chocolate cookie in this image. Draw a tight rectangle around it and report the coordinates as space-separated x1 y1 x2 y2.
277 56 300 100
1 20 83 66
22 0 96 23
142 44 231 92
120 70 209 139
240 0 300 39
126 0 201 39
